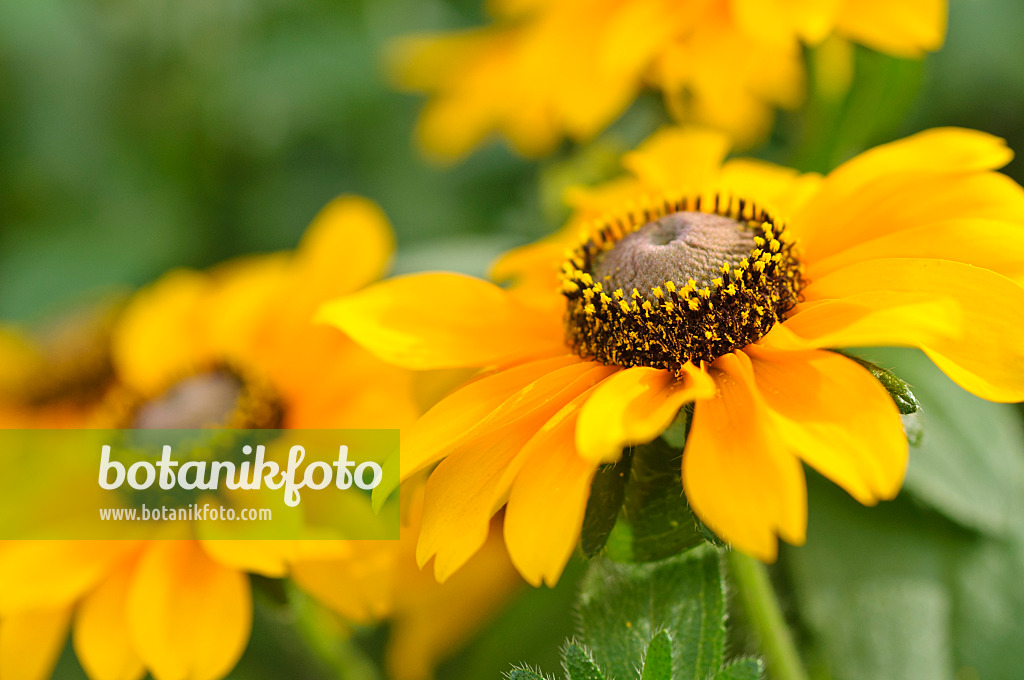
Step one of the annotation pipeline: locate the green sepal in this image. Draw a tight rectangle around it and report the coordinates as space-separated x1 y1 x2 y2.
563 645 605 680
695 513 727 548
581 451 633 556
604 438 704 563
840 352 920 414
660 405 691 449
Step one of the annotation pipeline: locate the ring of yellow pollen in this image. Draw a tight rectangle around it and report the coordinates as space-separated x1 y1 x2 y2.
112 365 285 429
560 195 804 372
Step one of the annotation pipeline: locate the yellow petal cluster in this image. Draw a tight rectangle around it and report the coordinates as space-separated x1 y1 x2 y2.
391 0 947 160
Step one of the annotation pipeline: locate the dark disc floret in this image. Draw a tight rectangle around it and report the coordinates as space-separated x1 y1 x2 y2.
560 194 805 372
112 364 285 429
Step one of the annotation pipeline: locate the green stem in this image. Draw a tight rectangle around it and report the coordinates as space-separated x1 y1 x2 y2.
727 551 810 680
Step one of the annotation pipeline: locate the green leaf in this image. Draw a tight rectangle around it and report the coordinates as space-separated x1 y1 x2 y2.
581 452 633 556
563 645 605 680
639 631 674 680
786 475 963 680
713 659 764 680
604 439 704 563
578 550 725 680
951 512 1024 680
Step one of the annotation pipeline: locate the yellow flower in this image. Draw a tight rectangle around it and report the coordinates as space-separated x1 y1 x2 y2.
0 303 119 428
390 0 947 161
0 197 501 680
320 127 1024 586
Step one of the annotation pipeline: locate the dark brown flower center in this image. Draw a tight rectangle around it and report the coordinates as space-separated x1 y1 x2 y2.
125 366 284 429
594 211 756 296
560 195 804 371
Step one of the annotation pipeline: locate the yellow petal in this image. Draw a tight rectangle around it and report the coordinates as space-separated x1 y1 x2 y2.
489 235 575 317
834 0 946 57
718 158 823 217
785 258 1024 402
746 346 908 504
127 541 251 680
316 273 564 370
0 606 71 680
730 0 841 45
400 355 582 481
503 386 607 586
575 363 715 464
0 541 138 615
682 352 807 561
74 560 146 680
290 195 396 303
111 271 212 395
290 542 397 623
799 170 1024 263
621 126 731 193
807 217 1024 285
197 541 291 579
417 362 616 581
793 128 1014 256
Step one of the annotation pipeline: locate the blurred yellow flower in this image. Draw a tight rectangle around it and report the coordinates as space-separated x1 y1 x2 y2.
0 196 517 680
391 0 947 161
288 483 522 680
0 303 119 428
321 127 1024 585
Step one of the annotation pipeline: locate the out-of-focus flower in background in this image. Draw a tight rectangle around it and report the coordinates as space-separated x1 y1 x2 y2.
0 305 120 428
389 0 947 161
320 126 1024 585
0 197 520 680
289 483 522 680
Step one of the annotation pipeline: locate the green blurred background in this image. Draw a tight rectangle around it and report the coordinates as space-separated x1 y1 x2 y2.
3 1 1024 679
1 0 1021 322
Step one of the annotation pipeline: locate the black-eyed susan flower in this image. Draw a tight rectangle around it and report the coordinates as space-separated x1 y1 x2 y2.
319 127 1024 586
0 303 119 428
0 197 517 680
391 0 946 161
